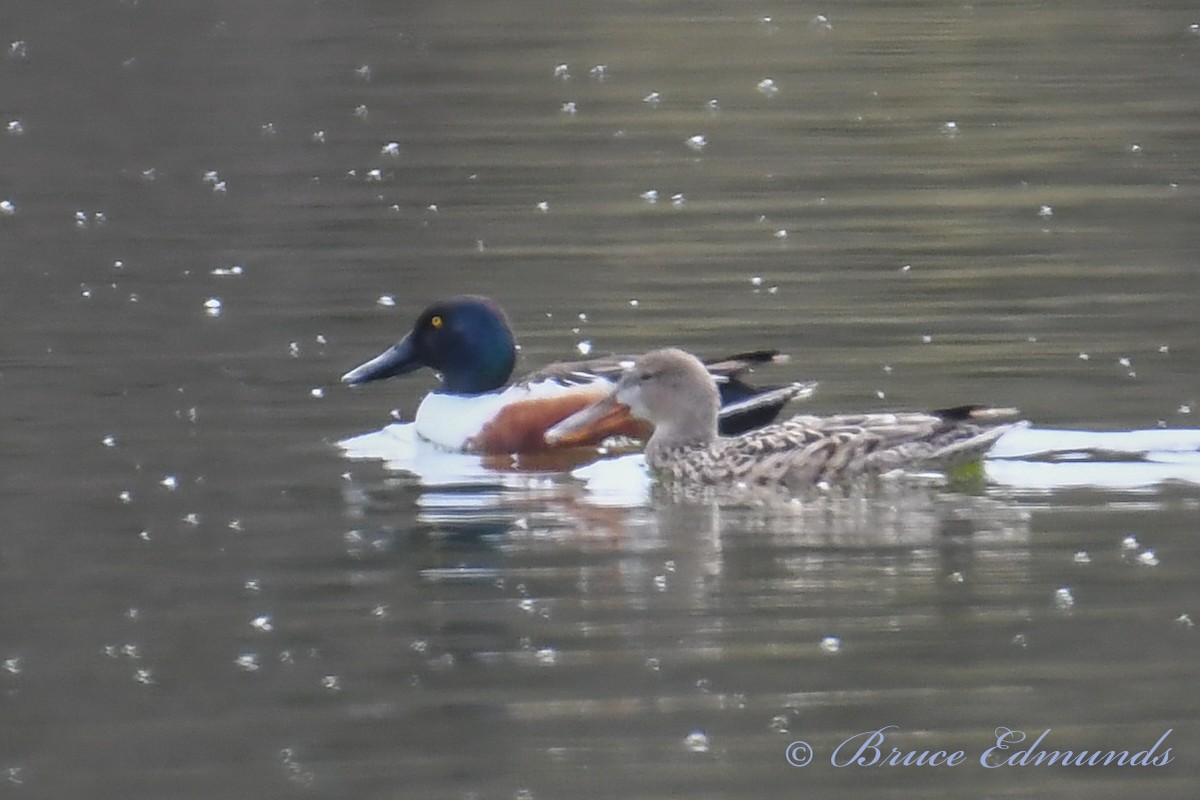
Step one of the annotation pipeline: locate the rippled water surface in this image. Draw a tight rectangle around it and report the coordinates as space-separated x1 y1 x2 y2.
2 1 1199 797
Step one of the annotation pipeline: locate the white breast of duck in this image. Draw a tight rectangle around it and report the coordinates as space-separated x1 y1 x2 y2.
413 377 611 452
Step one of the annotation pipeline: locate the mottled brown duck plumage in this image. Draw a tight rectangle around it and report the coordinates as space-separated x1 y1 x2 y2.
546 348 1025 489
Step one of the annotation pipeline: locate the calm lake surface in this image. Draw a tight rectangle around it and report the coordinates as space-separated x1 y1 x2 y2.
2 1 1198 797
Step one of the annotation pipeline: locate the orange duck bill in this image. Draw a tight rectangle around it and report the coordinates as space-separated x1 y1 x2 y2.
543 392 637 447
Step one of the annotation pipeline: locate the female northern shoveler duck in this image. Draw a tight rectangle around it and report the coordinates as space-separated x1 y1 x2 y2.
342 296 814 454
546 348 1025 488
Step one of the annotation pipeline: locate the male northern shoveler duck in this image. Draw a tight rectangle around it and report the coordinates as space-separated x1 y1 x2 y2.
342 296 814 454
545 348 1025 488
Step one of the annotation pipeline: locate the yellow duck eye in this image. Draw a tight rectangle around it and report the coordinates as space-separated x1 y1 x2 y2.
430 315 443 329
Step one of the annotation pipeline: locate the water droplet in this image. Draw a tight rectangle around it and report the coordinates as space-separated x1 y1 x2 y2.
204 297 222 316
251 615 274 632
377 295 396 307
1038 204 1053 218
922 334 933 344
576 340 592 356
310 387 325 399
643 91 661 106
757 78 778 96
1121 534 1140 551
102 434 117 447
355 64 372 81
320 674 342 692
0 200 14 216
354 104 369 120
160 475 178 490
536 647 558 666
811 15 832 31
3 657 21 675
683 730 710 753
589 64 607 79
235 653 260 672
1136 549 1159 567
381 142 400 157
820 635 842 654
1053 587 1075 610
553 63 570 79
1175 613 1194 628
1073 550 1091 564
536 200 550 212
685 134 708 151
311 130 326 144
706 99 720 112
773 229 788 239
1128 143 1142 155
640 189 658 203
560 101 577 114
6 120 24 135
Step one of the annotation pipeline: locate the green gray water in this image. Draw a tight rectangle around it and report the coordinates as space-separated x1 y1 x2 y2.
1 1 1198 797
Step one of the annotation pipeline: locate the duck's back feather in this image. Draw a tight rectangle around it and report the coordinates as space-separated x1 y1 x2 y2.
650 410 1024 488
